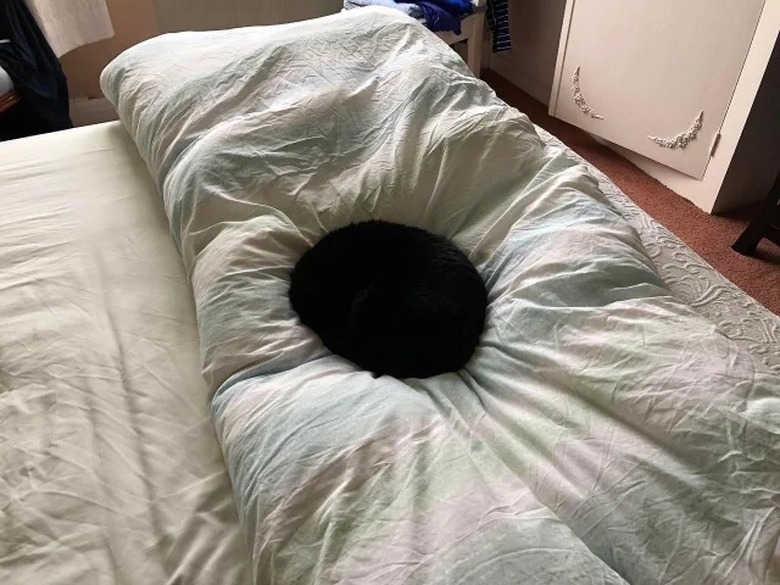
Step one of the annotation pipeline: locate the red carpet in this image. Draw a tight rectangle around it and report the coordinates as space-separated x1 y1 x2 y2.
483 71 780 316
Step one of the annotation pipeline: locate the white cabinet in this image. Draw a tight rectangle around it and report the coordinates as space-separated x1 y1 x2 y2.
547 0 780 213
550 0 764 180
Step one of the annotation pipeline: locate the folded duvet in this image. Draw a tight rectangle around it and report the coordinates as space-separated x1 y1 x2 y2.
102 8 780 584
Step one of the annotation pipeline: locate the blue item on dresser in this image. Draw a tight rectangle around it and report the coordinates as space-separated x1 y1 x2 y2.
418 0 472 16
415 1 463 33
343 0 474 36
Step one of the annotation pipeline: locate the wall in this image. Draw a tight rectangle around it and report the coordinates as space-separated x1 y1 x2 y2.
153 0 341 33
61 0 159 98
61 0 341 98
488 0 566 105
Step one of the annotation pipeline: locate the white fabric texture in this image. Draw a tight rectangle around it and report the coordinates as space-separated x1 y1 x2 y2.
99 8 780 584
25 0 114 56
0 123 250 585
535 126 780 375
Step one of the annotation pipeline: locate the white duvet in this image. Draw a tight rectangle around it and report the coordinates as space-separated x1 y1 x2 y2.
102 8 780 584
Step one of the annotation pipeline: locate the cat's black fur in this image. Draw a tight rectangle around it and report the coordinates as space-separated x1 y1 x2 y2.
289 220 487 378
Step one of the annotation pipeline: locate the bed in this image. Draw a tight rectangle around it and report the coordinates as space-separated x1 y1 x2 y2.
0 123 250 584
2 7 779 585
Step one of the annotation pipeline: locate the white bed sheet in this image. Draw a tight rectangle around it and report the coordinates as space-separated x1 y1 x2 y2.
0 122 251 585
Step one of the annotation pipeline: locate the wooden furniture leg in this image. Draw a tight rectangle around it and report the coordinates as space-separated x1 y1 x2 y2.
732 172 780 255
434 0 486 78
465 12 485 77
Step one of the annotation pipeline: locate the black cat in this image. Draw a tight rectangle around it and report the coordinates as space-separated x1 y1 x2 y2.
289 220 487 378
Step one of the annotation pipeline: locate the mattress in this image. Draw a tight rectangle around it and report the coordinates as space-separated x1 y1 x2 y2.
0 123 251 585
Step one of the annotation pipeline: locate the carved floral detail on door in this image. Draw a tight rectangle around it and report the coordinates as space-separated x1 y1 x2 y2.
572 66 603 120
648 111 704 149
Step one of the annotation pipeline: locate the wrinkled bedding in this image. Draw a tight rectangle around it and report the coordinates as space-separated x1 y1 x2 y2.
102 8 780 584
0 124 250 585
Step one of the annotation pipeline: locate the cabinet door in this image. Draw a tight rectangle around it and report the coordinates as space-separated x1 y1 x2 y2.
550 0 765 179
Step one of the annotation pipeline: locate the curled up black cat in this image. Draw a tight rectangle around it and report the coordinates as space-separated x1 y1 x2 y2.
289 220 488 378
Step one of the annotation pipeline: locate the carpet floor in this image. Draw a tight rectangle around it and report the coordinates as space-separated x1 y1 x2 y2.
483 71 780 316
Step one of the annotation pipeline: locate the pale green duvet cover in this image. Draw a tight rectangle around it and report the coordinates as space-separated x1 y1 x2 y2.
102 9 780 584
